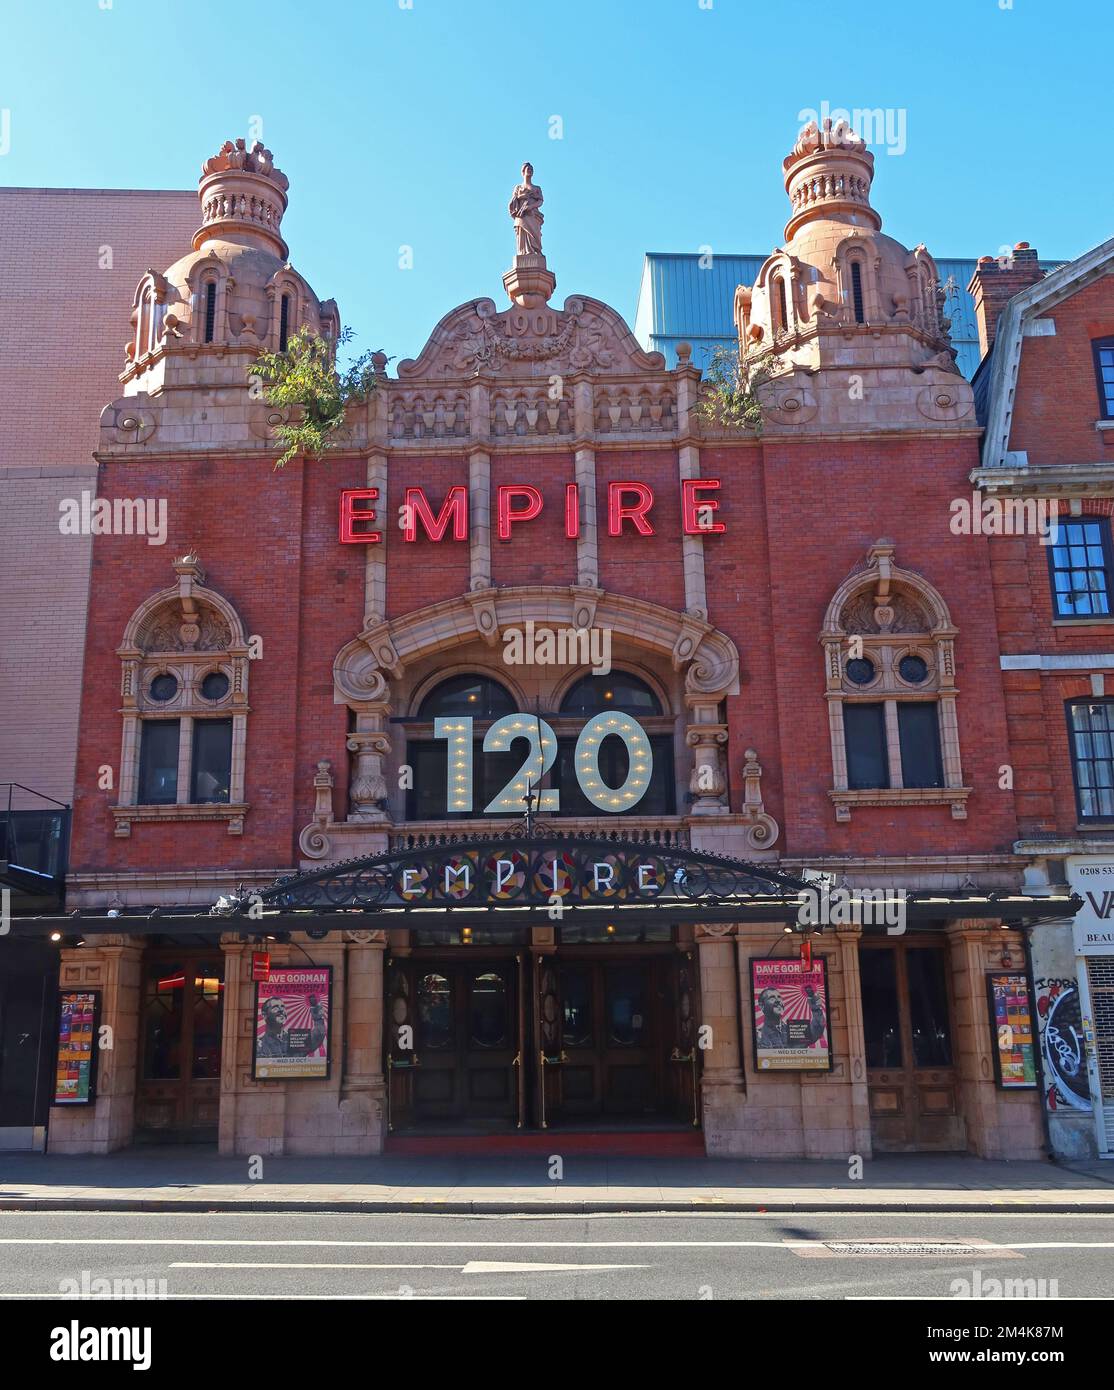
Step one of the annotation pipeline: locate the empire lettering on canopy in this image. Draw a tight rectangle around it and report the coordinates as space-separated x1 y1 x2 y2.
396 853 671 905
339 479 725 544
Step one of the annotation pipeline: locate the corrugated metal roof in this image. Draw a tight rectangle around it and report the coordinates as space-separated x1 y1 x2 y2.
634 251 1064 379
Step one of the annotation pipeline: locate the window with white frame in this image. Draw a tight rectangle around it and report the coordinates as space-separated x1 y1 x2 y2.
821 542 969 821
114 556 250 836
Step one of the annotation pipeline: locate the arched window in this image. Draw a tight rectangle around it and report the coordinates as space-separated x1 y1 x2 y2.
559 672 662 717
114 556 250 838
850 261 865 323
136 287 151 360
418 674 516 720
772 273 789 333
820 542 968 822
203 281 217 344
279 293 291 352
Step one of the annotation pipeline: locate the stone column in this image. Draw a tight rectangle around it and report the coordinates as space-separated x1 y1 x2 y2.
835 923 873 1157
48 936 143 1155
468 448 492 590
573 441 597 587
678 443 708 619
946 919 1002 1157
685 700 729 814
697 930 746 1154
347 702 391 821
340 936 387 1154
363 451 388 627
218 937 247 1156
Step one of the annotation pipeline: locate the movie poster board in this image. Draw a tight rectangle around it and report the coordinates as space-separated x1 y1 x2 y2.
53 990 100 1104
252 967 332 1081
750 957 832 1072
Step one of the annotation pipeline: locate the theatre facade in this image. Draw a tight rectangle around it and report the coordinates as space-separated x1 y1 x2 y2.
20 128 1079 1160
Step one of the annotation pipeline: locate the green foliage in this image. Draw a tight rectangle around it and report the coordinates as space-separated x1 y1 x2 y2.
250 326 382 468
693 344 781 435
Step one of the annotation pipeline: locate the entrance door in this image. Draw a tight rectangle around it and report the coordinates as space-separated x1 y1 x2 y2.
859 939 965 1152
135 953 224 1141
546 956 696 1124
412 961 519 1125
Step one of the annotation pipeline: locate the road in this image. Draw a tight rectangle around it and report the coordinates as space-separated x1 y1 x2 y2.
0 1208 1110 1301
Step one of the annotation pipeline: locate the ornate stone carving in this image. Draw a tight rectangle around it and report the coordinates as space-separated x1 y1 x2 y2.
298 760 334 859
739 747 780 849
396 295 664 381
347 730 391 821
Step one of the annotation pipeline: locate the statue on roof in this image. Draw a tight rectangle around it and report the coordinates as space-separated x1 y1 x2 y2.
508 162 544 257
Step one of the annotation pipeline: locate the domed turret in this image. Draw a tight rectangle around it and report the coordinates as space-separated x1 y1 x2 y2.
121 139 338 386
730 119 972 434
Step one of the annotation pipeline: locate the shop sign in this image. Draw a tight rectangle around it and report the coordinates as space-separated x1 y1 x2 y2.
986 972 1037 1088
52 990 100 1105
750 957 832 1072
1066 856 1114 956
252 967 332 1081
251 951 271 983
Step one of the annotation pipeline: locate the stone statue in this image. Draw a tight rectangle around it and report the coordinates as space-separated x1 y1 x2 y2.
509 162 544 257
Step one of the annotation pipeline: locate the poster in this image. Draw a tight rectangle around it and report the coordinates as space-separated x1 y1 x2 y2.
252 967 332 1080
751 957 832 1072
53 991 99 1105
987 972 1037 1089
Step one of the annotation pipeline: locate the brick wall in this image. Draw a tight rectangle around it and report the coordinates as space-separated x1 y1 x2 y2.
0 188 195 803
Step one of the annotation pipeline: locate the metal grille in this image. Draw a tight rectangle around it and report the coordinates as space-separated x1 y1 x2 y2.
1087 957 1114 1099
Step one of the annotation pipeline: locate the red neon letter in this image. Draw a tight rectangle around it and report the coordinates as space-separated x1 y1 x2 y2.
565 483 580 538
339 488 381 544
497 484 543 540
403 486 468 542
607 482 655 537
681 479 725 534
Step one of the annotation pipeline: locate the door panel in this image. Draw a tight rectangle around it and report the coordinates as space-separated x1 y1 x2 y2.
860 941 965 1152
411 961 518 1124
135 954 224 1141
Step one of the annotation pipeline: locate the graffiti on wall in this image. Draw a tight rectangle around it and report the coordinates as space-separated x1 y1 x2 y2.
1034 977 1091 1112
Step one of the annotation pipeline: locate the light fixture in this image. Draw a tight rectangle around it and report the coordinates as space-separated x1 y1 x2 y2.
50 932 62 943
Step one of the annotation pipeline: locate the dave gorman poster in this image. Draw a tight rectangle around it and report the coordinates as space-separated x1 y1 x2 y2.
252 967 332 1080
751 958 832 1072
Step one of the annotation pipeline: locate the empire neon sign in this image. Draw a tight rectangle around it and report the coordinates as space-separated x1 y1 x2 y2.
339 479 725 544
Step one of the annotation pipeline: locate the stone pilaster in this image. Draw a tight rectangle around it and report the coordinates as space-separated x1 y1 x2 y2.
697 931 746 1155
363 451 388 627
48 936 143 1155
468 448 492 590
340 938 387 1154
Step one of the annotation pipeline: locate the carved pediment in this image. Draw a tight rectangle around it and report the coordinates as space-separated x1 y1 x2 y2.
396 295 666 382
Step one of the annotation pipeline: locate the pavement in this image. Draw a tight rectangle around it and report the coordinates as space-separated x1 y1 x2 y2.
1 1148 1113 1213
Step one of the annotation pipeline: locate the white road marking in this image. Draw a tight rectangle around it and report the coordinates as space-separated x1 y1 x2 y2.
460 1261 648 1273
170 1262 460 1270
2 1237 1114 1250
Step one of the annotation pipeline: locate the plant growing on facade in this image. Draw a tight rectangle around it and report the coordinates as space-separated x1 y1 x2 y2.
694 344 782 435
250 326 383 468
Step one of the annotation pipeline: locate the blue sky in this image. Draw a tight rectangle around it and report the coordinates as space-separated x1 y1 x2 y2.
2 0 1109 364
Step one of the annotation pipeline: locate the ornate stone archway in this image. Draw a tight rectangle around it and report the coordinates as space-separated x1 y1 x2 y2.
301 585 762 860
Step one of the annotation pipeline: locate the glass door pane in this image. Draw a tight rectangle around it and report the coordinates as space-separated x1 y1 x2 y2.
906 948 953 1066
859 949 902 1068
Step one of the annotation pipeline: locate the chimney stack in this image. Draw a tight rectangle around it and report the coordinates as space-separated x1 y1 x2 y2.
967 242 1044 359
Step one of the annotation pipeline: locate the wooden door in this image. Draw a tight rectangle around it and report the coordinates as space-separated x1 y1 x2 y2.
135 952 224 1141
412 960 518 1124
551 957 679 1121
859 939 965 1152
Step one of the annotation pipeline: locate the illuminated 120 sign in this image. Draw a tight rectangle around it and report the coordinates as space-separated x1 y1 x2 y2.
433 713 652 814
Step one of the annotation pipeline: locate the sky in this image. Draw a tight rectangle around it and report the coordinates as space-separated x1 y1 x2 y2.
1 0 1111 365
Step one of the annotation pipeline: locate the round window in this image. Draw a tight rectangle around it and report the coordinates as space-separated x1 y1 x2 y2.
201 671 230 701
149 673 178 702
845 657 876 686
898 655 929 684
